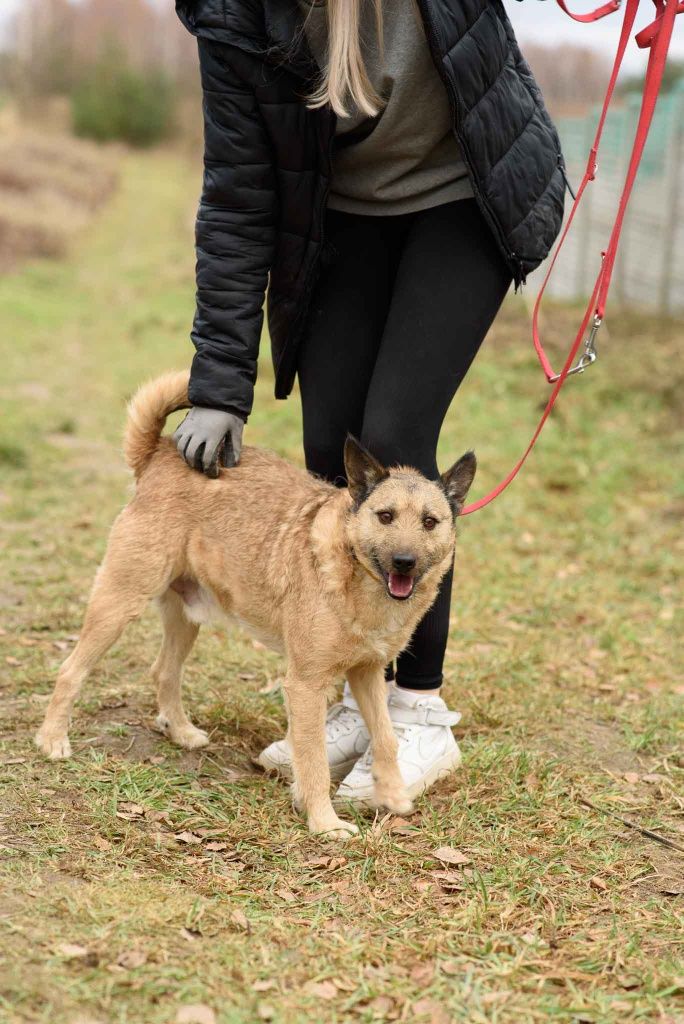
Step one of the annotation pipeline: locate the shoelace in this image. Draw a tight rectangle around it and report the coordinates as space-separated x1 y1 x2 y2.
326 702 363 741
353 718 417 772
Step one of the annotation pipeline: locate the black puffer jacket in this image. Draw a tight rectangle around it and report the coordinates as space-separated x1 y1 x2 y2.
176 0 566 418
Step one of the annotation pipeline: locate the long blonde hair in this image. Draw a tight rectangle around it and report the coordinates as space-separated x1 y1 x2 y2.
306 0 384 118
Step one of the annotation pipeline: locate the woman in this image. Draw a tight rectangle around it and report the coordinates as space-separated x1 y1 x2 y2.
174 0 566 802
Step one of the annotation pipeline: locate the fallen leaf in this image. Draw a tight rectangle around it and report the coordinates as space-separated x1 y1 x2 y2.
304 856 331 869
412 997 450 1023
590 876 608 892
368 995 394 1017
257 1004 275 1021
175 1005 217 1024
327 857 347 871
57 943 90 959
116 949 147 969
230 908 250 933
432 846 471 866
205 841 229 852
306 980 337 1000
623 772 640 785
5 656 21 667
615 973 641 990
253 979 277 992
440 959 460 976
410 963 435 986
175 831 203 845
179 927 201 942
641 773 665 784
275 887 296 902
2 757 26 765
93 836 112 852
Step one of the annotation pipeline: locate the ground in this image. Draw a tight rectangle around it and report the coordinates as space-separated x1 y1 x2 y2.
0 149 682 1024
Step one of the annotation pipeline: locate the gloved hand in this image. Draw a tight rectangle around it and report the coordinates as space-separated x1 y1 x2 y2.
172 407 244 478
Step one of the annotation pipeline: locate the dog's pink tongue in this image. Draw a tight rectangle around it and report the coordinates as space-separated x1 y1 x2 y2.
388 572 413 598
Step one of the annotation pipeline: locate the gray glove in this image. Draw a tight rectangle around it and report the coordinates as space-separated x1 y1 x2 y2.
172 407 244 478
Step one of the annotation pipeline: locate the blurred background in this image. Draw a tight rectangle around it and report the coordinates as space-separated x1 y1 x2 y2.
0 0 683 307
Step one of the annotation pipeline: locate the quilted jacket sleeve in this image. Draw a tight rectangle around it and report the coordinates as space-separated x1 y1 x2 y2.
188 38 278 419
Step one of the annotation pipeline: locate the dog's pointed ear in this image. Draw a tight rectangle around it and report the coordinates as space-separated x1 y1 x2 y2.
441 450 477 516
344 435 389 505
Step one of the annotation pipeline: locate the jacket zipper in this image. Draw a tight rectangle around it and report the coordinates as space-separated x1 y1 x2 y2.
414 0 524 288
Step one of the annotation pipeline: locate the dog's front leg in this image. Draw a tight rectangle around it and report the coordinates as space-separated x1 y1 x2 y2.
348 664 413 815
284 677 359 839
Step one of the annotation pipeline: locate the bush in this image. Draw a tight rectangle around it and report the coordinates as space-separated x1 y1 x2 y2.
71 52 175 148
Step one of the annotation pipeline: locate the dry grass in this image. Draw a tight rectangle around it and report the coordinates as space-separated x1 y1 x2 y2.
0 123 118 271
0 150 682 1024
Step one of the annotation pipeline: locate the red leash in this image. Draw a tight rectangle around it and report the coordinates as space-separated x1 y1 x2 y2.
460 0 682 516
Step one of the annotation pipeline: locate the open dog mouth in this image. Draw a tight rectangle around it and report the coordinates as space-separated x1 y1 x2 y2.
386 571 415 601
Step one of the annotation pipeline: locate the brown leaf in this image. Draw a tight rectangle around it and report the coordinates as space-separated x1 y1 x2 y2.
439 959 460 976
275 887 297 902
327 856 347 871
116 950 147 970
432 846 471 866
175 831 203 845
257 1004 275 1021
590 876 608 892
205 841 229 852
57 943 90 959
412 997 450 1023
410 963 435 986
623 772 640 785
175 1006 217 1024
253 979 277 993
641 773 665 784
179 927 201 943
93 836 112 852
306 980 337 1000
616 973 641 990
230 908 250 933
5 656 21 667
304 856 331 869
368 995 394 1017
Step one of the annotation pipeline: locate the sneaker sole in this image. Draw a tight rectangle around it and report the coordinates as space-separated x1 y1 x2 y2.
255 750 359 784
334 744 462 808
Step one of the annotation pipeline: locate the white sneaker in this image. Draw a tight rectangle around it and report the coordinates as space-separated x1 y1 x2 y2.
335 686 462 806
256 682 372 782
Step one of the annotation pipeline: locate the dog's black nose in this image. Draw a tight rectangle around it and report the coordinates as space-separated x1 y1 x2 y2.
392 553 416 574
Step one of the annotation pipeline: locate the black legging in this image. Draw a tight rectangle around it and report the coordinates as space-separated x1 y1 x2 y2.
297 198 512 689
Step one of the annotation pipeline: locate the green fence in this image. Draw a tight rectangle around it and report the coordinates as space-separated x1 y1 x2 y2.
532 80 684 314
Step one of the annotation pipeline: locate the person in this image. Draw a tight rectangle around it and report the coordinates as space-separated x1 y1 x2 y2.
174 0 566 803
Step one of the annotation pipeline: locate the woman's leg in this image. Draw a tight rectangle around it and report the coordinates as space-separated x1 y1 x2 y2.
360 198 512 691
297 208 400 483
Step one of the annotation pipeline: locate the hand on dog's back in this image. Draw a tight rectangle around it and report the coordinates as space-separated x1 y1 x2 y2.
172 407 245 478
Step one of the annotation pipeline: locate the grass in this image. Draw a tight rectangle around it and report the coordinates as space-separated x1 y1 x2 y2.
0 147 682 1024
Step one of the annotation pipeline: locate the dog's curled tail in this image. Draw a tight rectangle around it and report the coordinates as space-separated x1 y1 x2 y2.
124 370 191 478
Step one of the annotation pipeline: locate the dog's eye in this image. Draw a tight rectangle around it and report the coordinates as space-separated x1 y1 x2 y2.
377 510 393 525
423 516 438 531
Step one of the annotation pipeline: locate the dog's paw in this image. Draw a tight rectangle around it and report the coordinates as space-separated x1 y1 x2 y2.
154 714 209 750
309 815 359 840
35 729 72 760
373 785 414 816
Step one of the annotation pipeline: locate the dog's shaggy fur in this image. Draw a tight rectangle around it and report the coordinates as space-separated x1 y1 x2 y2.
36 371 476 837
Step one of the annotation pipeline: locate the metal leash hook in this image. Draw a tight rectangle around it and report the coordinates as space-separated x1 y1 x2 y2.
548 314 601 382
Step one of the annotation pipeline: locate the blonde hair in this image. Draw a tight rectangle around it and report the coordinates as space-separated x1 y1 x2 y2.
306 0 384 118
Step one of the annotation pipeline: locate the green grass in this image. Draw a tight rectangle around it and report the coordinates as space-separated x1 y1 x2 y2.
0 149 682 1024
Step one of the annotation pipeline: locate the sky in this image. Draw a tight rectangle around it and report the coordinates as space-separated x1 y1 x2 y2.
0 0 682 72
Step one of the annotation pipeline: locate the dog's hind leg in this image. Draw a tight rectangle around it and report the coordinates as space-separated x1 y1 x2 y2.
347 664 413 815
35 513 174 759
285 677 359 839
151 589 207 750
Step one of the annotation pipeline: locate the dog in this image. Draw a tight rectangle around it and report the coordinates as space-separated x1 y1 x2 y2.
35 371 476 837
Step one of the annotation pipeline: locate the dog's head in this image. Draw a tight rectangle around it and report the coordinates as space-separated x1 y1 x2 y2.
343 436 476 601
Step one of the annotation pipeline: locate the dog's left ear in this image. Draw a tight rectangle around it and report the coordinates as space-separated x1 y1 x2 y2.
344 435 389 505
441 450 477 516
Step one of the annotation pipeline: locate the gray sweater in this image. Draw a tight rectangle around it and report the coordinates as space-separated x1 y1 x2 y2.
301 0 473 215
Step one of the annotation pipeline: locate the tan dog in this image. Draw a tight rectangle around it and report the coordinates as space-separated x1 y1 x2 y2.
35 371 476 837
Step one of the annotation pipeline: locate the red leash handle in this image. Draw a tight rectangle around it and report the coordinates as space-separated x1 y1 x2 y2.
460 0 682 517
554 0 621 21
